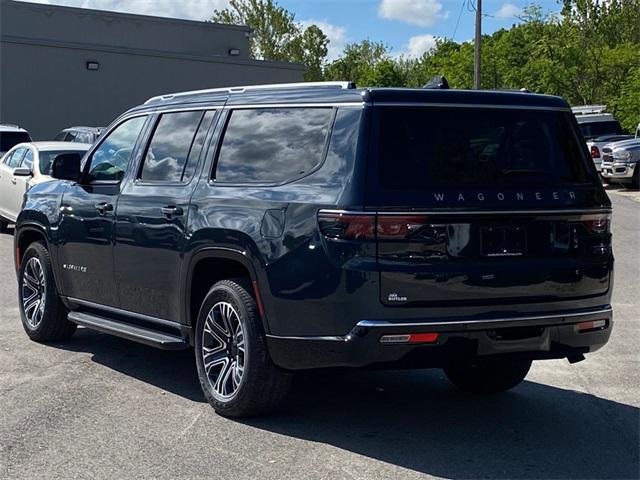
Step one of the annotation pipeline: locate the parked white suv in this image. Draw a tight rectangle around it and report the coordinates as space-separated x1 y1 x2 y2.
0 142 91 232
0 124 32 157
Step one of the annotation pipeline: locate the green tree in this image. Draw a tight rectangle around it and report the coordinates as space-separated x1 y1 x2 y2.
609 67 640 133
212 0 329 80
324 40 390 85
289 25 329 81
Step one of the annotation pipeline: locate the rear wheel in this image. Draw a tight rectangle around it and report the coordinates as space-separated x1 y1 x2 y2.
18 242 77 342
444 358 531 393
194 279 291 418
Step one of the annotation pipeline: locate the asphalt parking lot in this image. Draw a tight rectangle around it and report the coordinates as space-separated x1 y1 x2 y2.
1 188 638 480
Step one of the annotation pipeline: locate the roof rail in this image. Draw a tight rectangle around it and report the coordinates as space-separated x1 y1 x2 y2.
145 81 356 104
572 105 607 115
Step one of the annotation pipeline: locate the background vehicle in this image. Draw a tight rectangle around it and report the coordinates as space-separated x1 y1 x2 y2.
0 142 90 232
53 126 104 144
601 127 640 188
572 105 624 140
586 134 633 175
14 83 613 418
0 124 32 157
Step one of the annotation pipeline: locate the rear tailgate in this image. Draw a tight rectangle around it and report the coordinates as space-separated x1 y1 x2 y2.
366 104 612 309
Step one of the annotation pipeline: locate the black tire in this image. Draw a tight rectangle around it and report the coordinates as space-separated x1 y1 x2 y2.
18 242 77 342
444 357 532 393
629 165 639 189
194 279 291 418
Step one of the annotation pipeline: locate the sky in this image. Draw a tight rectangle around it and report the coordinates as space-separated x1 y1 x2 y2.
23 0 564 60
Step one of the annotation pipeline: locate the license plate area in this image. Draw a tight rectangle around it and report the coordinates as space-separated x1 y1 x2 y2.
480 226 526 257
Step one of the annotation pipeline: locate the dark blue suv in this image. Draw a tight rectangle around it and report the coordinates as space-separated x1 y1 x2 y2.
14 82 613 417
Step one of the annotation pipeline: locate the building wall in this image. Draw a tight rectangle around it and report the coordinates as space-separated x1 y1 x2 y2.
0 0 305 139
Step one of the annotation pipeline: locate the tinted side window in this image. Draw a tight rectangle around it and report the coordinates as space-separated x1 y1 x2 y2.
214 108 333 184
87 116 146 182
140 111 205 183
7 148 26 168
21 149 34 170
0 133 31 152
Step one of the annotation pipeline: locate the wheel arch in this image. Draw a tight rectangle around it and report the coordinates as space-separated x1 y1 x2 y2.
184 247 270 335
15 221 50 271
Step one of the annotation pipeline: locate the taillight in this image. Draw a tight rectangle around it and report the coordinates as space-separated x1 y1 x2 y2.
318 211 375 240
590 145 600 158
580 213 611 234
377 215 430 240
318 211 434 241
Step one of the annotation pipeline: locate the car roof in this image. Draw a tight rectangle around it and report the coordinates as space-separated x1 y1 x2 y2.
0 124 29 133
575 113 616 124
133 82 570 113
63 126 103 133
26 141 92 151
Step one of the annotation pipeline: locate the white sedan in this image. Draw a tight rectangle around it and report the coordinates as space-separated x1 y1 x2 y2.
0 142 91 232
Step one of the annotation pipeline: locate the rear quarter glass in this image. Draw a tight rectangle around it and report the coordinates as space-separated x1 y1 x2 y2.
365 106 609 209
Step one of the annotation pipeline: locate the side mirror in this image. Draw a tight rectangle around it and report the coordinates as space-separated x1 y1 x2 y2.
51 153 82 181
13 167 32 177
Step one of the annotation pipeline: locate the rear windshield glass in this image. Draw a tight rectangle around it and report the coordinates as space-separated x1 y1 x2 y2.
0 132 31 152
579 121 623 139
39 150 88 176
376 107 592 190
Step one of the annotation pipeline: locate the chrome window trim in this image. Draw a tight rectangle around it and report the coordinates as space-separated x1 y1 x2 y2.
227 102 365 109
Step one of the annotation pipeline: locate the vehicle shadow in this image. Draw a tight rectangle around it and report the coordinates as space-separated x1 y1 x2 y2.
52 328 639 479
250 370 640 479
57 327 204 402
0 225 15 236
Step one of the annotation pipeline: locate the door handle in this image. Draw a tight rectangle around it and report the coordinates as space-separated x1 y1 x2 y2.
161 206 183 218
95 202 113 215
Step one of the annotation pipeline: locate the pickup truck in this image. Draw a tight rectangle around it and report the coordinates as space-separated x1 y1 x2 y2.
600 122 640 188
587 134 634 176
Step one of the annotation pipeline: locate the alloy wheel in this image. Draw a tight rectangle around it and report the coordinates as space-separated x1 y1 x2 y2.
202 301 246 400
22 257 46 328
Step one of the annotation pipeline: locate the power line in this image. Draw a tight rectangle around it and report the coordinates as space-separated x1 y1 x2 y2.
452 0 466 40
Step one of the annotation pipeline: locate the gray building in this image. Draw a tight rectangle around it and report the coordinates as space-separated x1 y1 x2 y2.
0 0 305 139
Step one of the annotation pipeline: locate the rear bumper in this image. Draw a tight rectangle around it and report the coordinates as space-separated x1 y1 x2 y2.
267 306 613 370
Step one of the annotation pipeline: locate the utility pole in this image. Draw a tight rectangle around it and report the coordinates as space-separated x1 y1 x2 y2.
474 0 482 89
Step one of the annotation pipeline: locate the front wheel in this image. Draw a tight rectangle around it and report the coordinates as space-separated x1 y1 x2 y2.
18 242 77 342
194 279 291 418
444 358 532 393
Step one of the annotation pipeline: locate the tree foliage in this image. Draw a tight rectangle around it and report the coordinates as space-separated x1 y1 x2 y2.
212 0 328 81
213 0 639 132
